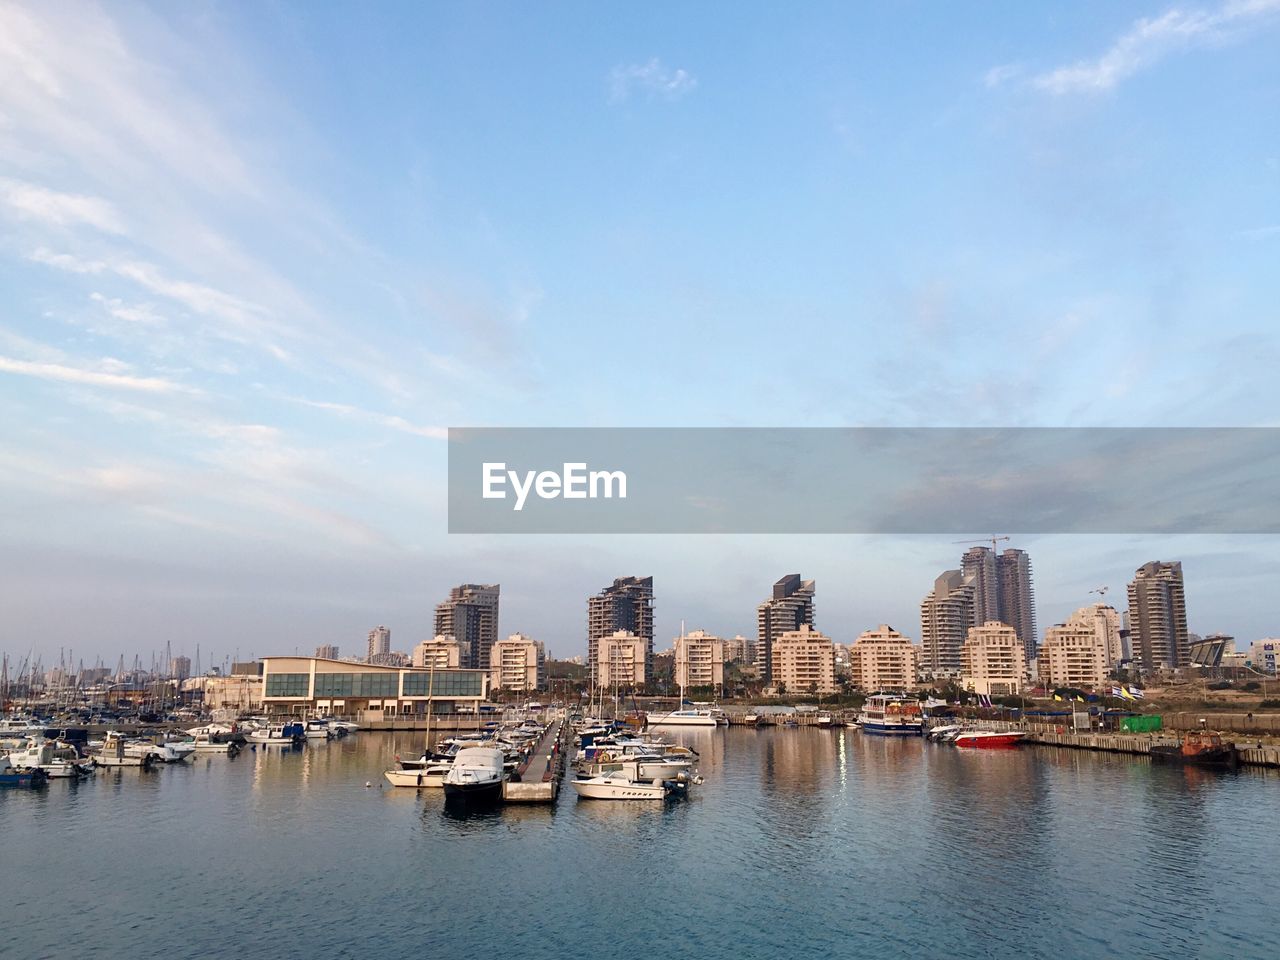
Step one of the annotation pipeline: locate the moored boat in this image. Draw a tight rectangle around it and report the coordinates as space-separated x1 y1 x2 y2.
953 730 1026 749
384 762 451 788
1150 731 1239 768
0 755 47 787
856 694 924 736
442 747 505 805
571 761 695 800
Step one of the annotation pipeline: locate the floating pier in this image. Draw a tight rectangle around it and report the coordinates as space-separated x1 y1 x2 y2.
502 718 568 804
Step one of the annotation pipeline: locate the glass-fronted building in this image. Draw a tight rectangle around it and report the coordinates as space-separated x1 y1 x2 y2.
261 656 489 718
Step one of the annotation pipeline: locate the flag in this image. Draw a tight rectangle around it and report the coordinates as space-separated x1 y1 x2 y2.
1111 686 1124 698
980 694 993 709
1119 687 1136 701
1053 694 1063 702
1127 686 1145 700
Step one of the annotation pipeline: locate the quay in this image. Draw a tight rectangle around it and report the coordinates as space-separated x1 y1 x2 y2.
502 718 568 804
946 719 1280 768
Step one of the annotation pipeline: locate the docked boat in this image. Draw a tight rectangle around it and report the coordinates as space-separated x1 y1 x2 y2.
6 738 93 778
646 707 720 728
817 713 834 728
442 747 505 804
303 719 334 740
1151 731 1239 768
94 732 154 768
953 730 1026 749
571 762 693 801
926 724 963 742
245 722 306 745
385 762 452 788
0 755 47 787
856 694 924 736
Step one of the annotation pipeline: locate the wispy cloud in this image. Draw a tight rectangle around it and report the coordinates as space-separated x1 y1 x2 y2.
609 58 697 103
983 63 1024 89
288 397 447 440
1033 0 1280 94
0 353 191 394
0 177 127 234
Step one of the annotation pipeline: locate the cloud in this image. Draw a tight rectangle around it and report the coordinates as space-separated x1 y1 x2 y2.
609 58 697 103
983 63 1024 89
288 396 448 439
0 353 191 394
89 292 165 326
1032 0 1280 94
0 177 127 234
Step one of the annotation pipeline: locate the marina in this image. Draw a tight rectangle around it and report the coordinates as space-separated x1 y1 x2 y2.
3 725 1277 960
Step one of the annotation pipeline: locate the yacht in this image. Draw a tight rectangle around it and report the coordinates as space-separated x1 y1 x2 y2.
245 722 306 745
442 747 505 804
384 761 452 788
94 732 153 768
646 707 720 728
7 739 93 778
953 729 1026 749
856 694 924 736
571 761 697 800
303 719 334 740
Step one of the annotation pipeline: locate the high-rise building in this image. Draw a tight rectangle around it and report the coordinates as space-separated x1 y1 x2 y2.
587 576 654 676
849 625 920 692
1126 562 1189 672
489 633 546 693
962 547 1036 661
674 630 725 691
756 574 815 683
434 584 501 669
1039 621 1108 689
722 635 753 664
366 625 391 662
315 644 339 660
1062 603 1124 666
770 624 837 695
412 634 464 669
169 656 191 680
920 569 975 677
597 630 648 689
961 621 1027 696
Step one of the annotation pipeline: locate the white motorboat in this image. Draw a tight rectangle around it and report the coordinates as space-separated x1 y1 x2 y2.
571 762 696 800
246 722 305 745
303 719 334 740
384 762 451 788
6 739 93 778
442 747 505 804
94 732 153 768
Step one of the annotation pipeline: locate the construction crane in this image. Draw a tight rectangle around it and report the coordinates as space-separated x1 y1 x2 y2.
952 536 1011 552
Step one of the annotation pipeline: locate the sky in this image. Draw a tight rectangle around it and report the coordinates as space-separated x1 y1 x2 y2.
1 1 1278 671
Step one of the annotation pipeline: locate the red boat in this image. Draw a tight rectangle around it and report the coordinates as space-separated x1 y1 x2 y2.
953 730 1026 749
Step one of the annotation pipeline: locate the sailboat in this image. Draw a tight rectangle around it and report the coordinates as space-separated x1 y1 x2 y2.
647 625 721 728
384 658 450 788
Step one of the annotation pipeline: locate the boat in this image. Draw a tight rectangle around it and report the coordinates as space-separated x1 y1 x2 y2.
646 707 720 728
571 761 694 800
384 762 452 788
856 694 924 736
303 719 334 740
442 747 505 804
0 755 46 787
245 722 305 745
953 730 1026 749
817 713 834 728
6 738 93 778
925 724 963 742
94 732 154 768
1150 731 1239 768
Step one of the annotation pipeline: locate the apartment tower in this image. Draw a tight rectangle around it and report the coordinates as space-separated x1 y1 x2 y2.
1126 561 1189 672
587 576 654 677
755 574 815 683
434 584 500 670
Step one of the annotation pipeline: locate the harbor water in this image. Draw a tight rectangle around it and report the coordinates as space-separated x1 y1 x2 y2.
3 728 1275 960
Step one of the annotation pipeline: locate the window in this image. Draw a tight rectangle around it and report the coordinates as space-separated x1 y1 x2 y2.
265 673 309 698
402 670 483 698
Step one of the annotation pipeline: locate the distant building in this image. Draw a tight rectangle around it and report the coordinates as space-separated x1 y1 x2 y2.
203 674 263 712
1039 620 1108 689
756 574 815 683
1127 561 1189 672
722 634 753 664
368 652 409 668
674 630 725 691
596 630 647 689
434 584 501 670
1189 633 1233 669
920 569 975 677
961 621 1026 696
587 576 654 677
412 635 464 670
169 656 191 680
962 546 1037 663
489 633 546 693
366 625 391 663
1249 639 1279 675
315 644 339 660
849 624 919 692
771 624 837 695
261 656 487 719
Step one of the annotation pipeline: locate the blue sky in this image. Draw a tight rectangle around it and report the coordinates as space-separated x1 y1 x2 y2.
1 1 1278 669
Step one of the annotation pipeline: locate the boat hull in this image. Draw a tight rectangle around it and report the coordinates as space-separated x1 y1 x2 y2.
385 768 447 788
571 779 671 800
442 778 503 804
646 714 719 728
954 732 1025 749
1150 745 1239 767
857 719 923 736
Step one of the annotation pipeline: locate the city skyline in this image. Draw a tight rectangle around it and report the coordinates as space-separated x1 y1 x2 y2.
2 3 1279 663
